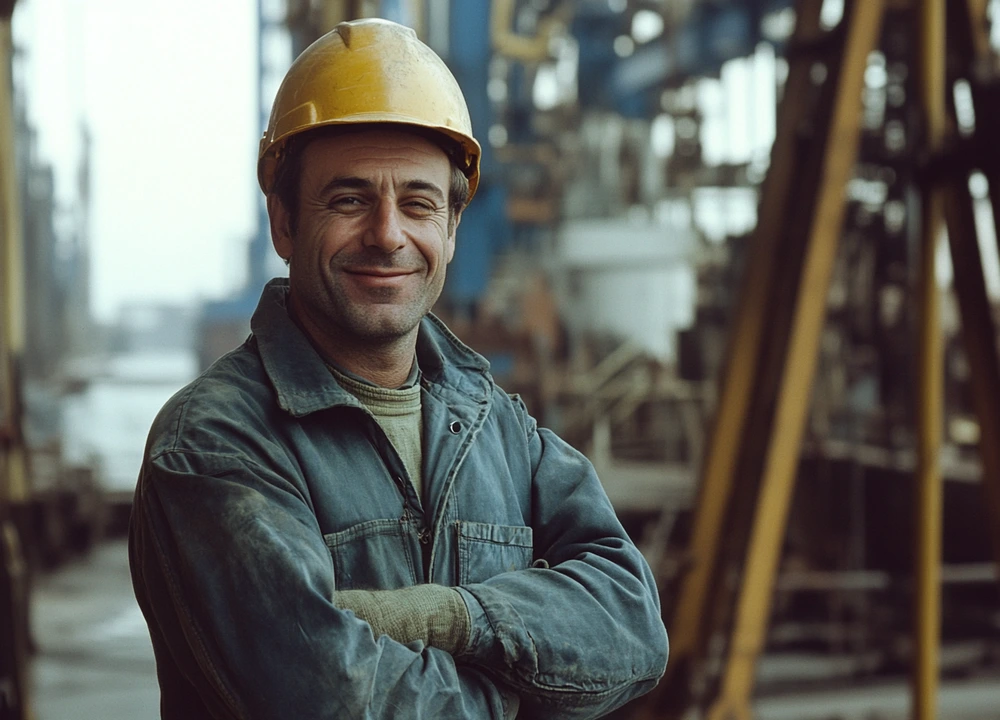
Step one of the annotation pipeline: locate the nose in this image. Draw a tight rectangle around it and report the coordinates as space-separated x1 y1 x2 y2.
364 200 407 253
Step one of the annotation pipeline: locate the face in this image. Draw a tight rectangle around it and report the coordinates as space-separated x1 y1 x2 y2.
269 128 459 355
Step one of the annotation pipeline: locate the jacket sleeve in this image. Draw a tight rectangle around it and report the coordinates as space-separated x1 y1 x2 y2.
130 449 517 720
453 396 669 718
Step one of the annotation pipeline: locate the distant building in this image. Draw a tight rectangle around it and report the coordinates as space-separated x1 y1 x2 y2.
15 79 93 382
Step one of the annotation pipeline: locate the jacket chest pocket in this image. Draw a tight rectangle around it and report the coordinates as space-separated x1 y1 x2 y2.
456 521 533 585
324 518 421 591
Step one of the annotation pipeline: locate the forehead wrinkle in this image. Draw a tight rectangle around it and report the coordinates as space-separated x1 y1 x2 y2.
309 133 448 170
299 130 452 205
335 135 447 163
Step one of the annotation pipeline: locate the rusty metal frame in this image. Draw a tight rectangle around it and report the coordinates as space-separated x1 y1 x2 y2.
636 0 831 714
703 1 886 716
947 0 1000 571
638 0 886 716
637 0 1000 717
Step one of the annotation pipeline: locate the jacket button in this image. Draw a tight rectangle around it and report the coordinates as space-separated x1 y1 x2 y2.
448 421 462 434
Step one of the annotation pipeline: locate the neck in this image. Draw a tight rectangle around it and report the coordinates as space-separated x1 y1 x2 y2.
326 346 415 388
287 298 417 389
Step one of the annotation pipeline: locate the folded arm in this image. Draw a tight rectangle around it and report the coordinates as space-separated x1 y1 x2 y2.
131 451 515 720
455 402 669 718
332 401 669 719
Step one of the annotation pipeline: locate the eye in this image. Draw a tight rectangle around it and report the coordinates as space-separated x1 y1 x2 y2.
329 195 365 212
403 198 438 216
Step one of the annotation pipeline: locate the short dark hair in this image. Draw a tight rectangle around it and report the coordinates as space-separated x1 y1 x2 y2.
271 124 470 236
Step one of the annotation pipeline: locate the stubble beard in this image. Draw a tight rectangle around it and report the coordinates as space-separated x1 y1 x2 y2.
308 265 443 350
325 285 427 345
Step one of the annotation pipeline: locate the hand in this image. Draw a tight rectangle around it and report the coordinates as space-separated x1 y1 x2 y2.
335 584 471 654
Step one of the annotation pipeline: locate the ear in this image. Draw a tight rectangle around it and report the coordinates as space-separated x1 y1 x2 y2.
267 194 294 261
445 210 462 264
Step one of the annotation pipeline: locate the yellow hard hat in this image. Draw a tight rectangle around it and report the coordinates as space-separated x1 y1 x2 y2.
258 18 481 201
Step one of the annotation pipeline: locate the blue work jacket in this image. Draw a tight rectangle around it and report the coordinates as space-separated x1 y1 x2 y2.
129 279 668 719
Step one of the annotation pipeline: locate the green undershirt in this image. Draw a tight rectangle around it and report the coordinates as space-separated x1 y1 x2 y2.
327 359 471 656
328 362 424 501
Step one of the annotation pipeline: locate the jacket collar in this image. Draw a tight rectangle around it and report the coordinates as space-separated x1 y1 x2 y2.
251 278 492 417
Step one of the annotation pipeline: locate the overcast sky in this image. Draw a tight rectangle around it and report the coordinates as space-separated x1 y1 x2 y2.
14 0 269 321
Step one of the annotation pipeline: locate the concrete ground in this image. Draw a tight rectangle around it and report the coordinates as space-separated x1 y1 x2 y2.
29 539 158 720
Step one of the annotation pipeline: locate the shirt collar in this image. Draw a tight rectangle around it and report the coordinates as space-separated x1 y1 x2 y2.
325 356 421 390
251 278 492 416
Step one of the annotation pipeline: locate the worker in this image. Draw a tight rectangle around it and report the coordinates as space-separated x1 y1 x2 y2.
128 18 667 719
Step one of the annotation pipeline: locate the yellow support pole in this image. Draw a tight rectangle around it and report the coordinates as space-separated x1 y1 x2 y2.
0 7 33 719
642 4 829 713
704 0 885 717
0 0 26 508
0 18 22 342
913 0 946 717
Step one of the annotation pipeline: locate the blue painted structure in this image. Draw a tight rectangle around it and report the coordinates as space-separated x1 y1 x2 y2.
438 0 512 314
575 0 794 118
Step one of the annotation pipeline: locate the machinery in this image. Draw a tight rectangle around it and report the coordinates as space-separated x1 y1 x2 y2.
634 1 1000 718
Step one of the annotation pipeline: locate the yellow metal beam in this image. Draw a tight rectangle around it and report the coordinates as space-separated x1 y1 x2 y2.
0 6 26 507
0 18 23 360
703 1 885 717
639 2 833 714
0 9 33 720
913 0 946 717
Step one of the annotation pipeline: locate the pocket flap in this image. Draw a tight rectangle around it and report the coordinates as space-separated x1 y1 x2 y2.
455 521 533 585
456 521 533 547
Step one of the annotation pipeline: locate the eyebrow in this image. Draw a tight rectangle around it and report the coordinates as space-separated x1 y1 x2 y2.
319 176 446 204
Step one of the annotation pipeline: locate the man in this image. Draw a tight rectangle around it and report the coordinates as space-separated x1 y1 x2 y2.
129 18 667 719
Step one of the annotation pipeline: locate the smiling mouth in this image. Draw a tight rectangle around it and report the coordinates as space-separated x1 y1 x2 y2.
343 268 419 291
346 268 416 277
